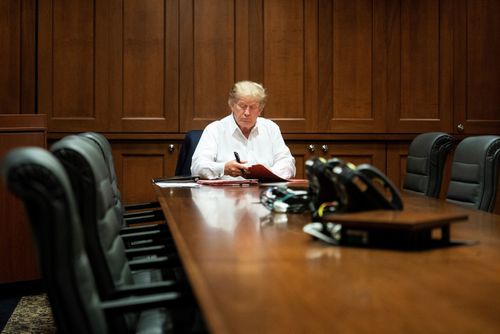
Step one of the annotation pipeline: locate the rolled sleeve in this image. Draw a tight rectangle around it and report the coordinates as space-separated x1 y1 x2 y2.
191 125 225 179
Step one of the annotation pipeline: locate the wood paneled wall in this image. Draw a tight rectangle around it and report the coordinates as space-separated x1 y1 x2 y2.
29 0 500 135
2 0 500 203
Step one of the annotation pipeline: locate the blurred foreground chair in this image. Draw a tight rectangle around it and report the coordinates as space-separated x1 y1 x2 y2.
403 132 453 198
1 147 189 333
175 130 203 176
446 135 500 212
50 136 204 330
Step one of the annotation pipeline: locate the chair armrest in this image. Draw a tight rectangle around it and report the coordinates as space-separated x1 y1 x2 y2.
111 280 188 298
128 255 180 271
124 201 161 212
120 223 169 235
121 230 173 249
124 209 165 220
101 291 192 315
125 245 178 259
120 229 169 242
124 214 164 226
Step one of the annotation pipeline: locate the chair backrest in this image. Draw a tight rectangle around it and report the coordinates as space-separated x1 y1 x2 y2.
403 132 453 198
78 132 125 217
175 130 203 176
50 136 134 300
1 147 107 334
446 135 500 212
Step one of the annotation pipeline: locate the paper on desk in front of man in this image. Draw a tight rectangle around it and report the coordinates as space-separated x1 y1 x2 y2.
155 182 200 188
152 175 201 187
197 176 258 186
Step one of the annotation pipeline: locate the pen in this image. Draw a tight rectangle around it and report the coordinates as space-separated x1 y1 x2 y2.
234 151 246 176
234 151 241 163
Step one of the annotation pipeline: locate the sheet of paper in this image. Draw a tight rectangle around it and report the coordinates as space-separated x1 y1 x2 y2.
197 178 258 186
155 182 200 188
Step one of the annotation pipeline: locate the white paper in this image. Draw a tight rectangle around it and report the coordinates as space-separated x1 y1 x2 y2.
155 182 200 188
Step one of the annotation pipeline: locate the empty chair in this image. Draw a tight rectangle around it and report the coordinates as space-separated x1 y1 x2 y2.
403 132 453 198
446 135 500 212
77 132 171 248
50 135 183 294
1 147 184 333
78 132 164 223
175 130 203 176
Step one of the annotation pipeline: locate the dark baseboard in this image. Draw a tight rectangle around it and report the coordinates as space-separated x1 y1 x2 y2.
0 279 44 297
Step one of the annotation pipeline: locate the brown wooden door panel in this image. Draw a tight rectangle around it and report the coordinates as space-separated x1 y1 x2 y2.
387 0 453 133
0 0 36 115
39 0 179 132
111 0 179 132
261 0 317 132
179 0 236 131
38 0 105 131
454 0 500 134
112 142 178 205
0 1 21 114
319 0 386 133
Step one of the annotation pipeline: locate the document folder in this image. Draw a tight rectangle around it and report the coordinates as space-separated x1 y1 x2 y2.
244 164 288 182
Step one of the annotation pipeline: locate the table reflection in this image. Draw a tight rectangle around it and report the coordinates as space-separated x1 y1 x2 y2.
189 186 271 234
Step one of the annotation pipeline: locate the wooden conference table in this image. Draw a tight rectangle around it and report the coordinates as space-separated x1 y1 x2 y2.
154 184 500 334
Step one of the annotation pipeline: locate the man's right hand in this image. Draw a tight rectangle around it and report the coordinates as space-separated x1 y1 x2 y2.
224 160 249 177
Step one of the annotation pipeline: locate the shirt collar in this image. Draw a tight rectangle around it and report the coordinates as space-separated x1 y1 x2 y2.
230 114 260 139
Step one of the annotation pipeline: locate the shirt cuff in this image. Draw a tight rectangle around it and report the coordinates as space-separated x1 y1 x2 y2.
215 162 225 178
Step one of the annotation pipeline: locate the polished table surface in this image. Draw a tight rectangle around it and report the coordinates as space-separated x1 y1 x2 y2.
155 185 500 334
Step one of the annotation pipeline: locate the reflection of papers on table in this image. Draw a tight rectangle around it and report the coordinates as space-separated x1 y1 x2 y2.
189 187 269 233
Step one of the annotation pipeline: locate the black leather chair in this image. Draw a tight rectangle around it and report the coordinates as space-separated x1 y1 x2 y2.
403 132 453 198
1 147 186 333
175 130 203 176
446 135 500 212
50 136 184 292
75 133 171 249
78 132 165 224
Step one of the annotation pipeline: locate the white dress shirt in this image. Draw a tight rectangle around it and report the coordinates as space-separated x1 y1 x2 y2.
191 114 296 179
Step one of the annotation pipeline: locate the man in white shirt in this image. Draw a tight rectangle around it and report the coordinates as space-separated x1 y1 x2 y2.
191 81 296 179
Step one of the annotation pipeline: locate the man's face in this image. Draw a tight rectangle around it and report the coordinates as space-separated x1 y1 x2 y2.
231 98 262 133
